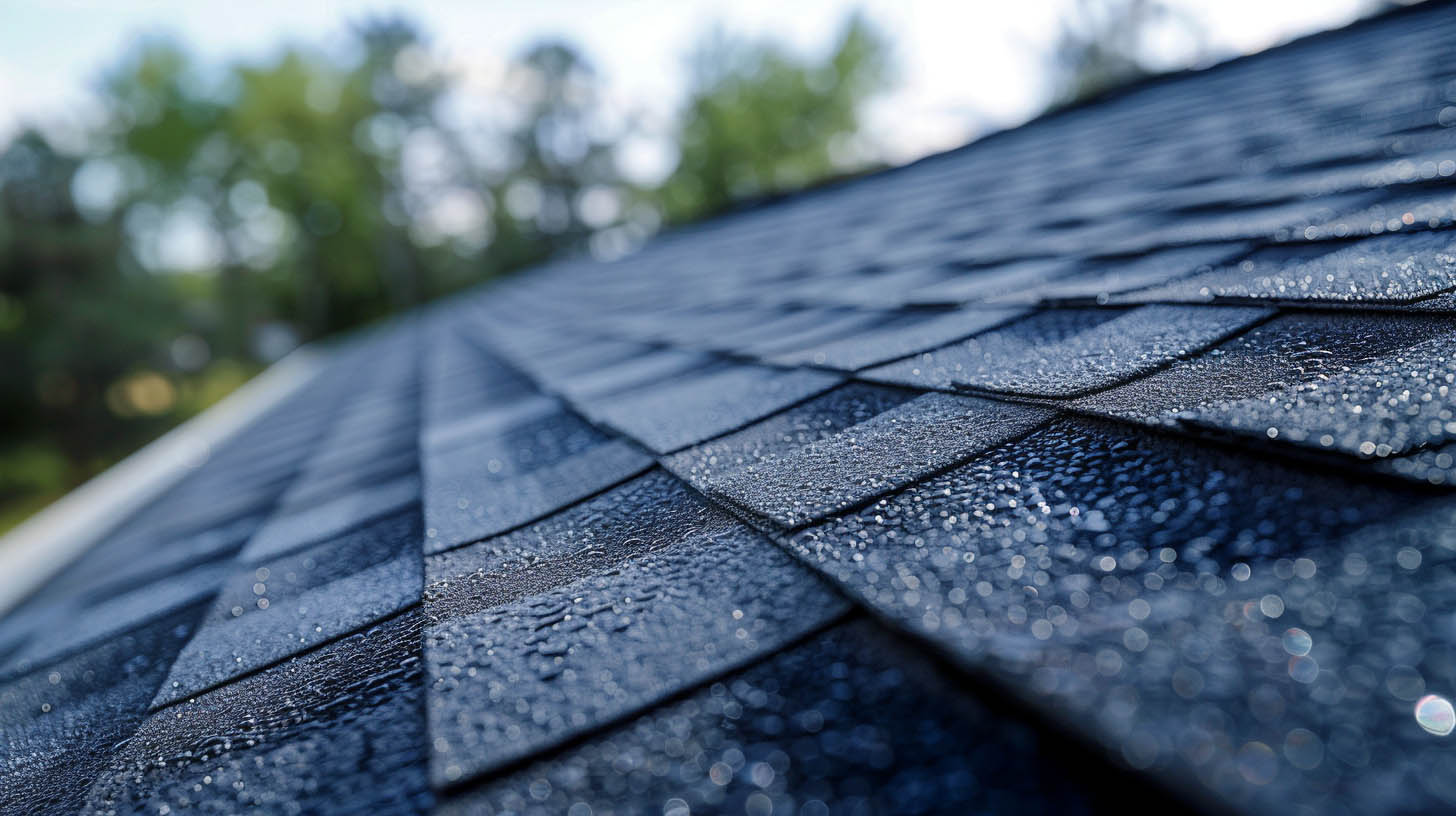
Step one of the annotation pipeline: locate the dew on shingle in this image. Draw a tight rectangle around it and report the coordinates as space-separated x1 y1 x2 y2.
1302 189 1456 240
1185 318 1456 459
422 477 847 789
0 605 202 815
665 384 1053 529
864 304 1270 397
1002 241 1251 304
152 510 422 708
421 395 653 553
438 619 1104 816
578 364 843 454
780 416 1456 812
1118 230 1456 304
1071 311 1443 427
83 613 433 815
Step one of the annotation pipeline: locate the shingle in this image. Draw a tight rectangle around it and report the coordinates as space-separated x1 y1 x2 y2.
578 364 844 454
665 386 1053 529
1118 230 1456 304
554 347 717 402
781 263 964 307
421 400 654 553
864 304 1272 397
442 619 1102 816
0 512 254 667
275 442 420 509
734 308 888 357
0 605 201 815
1300 189 1456 241
1102 190 1383 253
784 417 1438 811
2 560 230 677
84 612 432 816
996 242 1251 305
1070 311 1446 427
243 472 421 562
421 329 537 429
765 306 1028 370
900 259 1077 306
1183 321 1456 460
152 510 422 707
502 337 656 389
421 392 558 452
424 471 735 621
422 473 848 787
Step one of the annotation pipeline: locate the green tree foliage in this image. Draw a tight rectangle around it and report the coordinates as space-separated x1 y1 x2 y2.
660 13 891 222
496 43 624 256
99 21 456 348
0 131 183 503
0 13 894 530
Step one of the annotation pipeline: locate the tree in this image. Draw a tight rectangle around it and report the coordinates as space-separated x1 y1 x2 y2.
494 43 623 256
1048 0 1204 108
99 21 457 347
658 13 891 223
0 130 183 495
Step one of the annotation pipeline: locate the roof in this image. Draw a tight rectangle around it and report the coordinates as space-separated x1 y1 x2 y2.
6 3 1456 813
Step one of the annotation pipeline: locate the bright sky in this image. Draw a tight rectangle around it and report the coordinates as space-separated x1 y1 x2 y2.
0 0 1376 166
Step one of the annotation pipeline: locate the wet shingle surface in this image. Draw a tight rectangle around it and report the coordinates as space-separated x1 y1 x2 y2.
863 305 1271 397
664 386 1053 529
578 364 844 454
152 510 423 707
422 472 849 788
85 612 432 816
443 618 1108 816
9 5 1456 814
1118 231 1456 304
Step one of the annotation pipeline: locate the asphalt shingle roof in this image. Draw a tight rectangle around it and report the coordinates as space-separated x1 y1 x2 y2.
6 4 1456 814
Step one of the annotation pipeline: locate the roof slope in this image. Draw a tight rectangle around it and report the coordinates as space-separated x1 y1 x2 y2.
7 4 1456 814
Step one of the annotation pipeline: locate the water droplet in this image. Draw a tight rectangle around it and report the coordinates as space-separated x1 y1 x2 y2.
1282 627 1312 656
1415 694 1455 736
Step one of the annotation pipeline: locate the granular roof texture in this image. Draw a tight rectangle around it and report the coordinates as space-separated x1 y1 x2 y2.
6 4 1456 814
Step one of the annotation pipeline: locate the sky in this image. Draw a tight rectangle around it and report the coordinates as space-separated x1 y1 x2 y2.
0 0 1379 168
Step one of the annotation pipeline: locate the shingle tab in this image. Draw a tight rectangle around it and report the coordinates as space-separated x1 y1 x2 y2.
85 612 432 816
0 605 202 815
2 561 229 677
443 619 1103 816
1300 189 1456 241
1070 311 1446 426
998 242 1251 304
425 471 731 620
1119 230 1456 304
765 306 1028 370
665 386 1053 529
152 510 422 707
245 470 421 557
1185 323 1456 459
904 258 1078 305
422 473 848 787
578 364 844 453
865 304 1272 397
421 395 654 554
